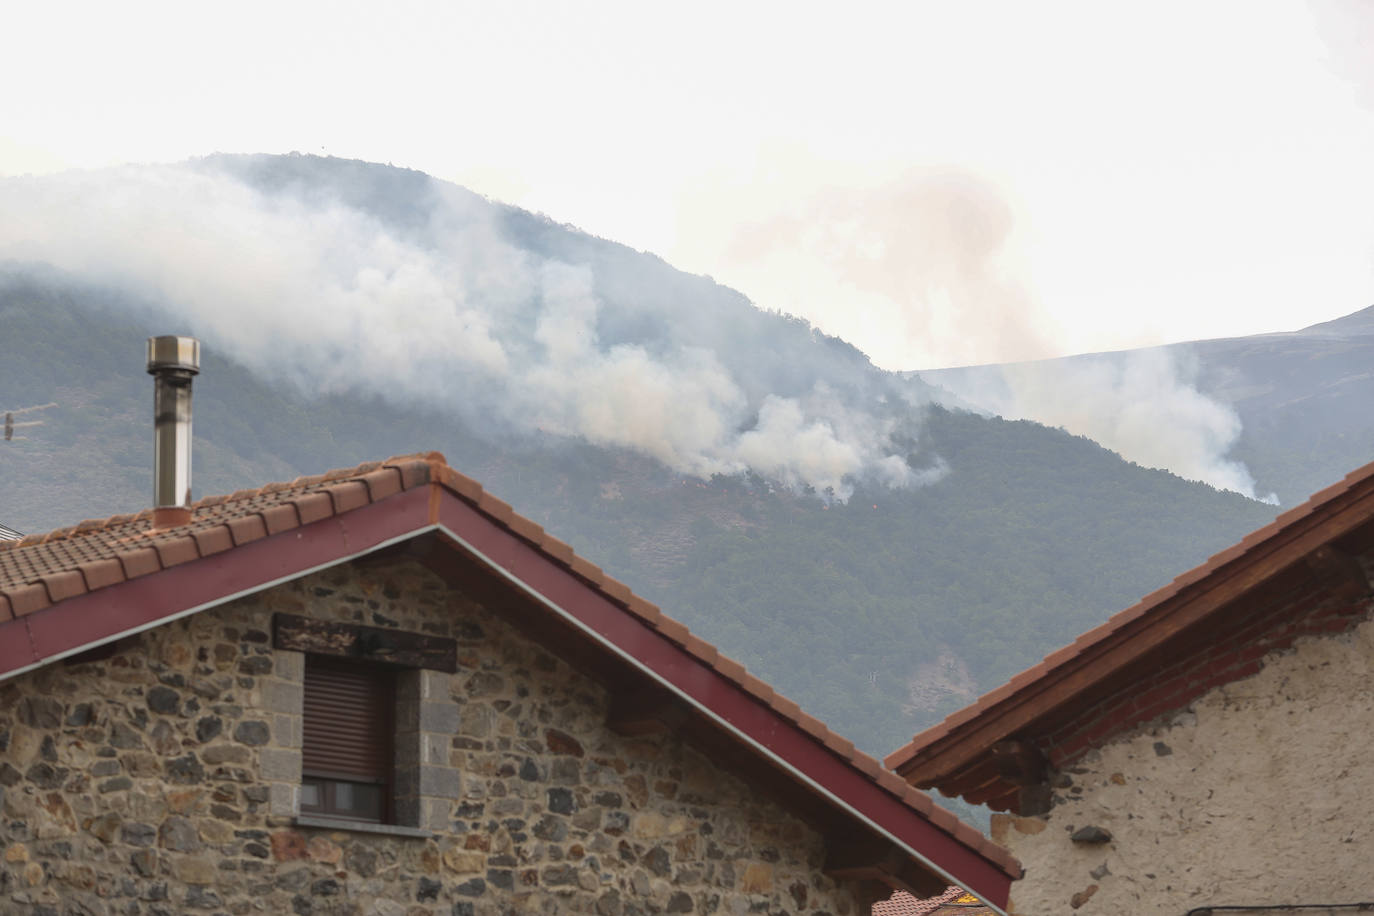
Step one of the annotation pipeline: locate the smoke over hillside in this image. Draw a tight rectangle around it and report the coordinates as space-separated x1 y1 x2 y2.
0 154 1271 502
928 350 1277 502
0 157 938 499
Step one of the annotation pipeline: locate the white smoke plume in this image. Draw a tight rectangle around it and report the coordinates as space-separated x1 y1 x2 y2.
719 165 1055 370
0 159 932 500
930 349 1277 503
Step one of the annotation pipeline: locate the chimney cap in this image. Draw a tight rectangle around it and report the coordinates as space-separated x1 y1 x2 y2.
146 336 200 375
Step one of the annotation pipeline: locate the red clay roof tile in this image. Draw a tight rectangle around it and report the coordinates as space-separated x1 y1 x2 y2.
567 555 605 586
873 886 989 916
795 712 830 741
599 578 633 606
822 731 856 758
153 537 200 569
684 635 718 666
654 616 690 646
323 481 370 514
191 527 234 558
8 583 50 617
440 467 484 503
116 547 160 580
507 514 546 545
625 595 663 626
259 503 301 535
360 467 403 502
79 558 126 591
293 491 335 526
475 491 514 525
537 534 575 566
769 694 802 721
40 570 86 604
386 456 434 490
225 514 268 546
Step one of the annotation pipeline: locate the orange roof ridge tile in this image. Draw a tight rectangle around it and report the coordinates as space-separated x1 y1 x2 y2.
437 466 484 503
538 534 576 567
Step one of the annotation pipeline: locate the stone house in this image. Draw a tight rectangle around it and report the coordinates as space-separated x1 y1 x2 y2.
885 459 1374 914
0 452 1018 915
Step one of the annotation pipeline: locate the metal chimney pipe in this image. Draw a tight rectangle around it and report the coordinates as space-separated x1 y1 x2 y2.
146 336 200 528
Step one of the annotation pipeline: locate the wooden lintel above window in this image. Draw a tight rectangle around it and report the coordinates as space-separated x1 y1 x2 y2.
823 833 947 899
273 613 457 672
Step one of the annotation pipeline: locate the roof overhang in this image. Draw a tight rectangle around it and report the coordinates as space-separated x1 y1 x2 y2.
885 460 1374 813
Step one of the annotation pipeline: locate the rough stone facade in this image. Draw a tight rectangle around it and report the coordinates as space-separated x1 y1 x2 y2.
993 594 1374 914
0 560 870 915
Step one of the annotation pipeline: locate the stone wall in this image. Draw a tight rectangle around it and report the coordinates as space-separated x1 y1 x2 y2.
993 600 1374 914
0 559 870 915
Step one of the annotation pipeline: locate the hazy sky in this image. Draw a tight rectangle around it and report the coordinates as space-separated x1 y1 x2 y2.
4 0 1372 370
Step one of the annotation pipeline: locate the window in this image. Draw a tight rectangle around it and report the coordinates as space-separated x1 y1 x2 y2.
301 657 396 823
272 611 460 834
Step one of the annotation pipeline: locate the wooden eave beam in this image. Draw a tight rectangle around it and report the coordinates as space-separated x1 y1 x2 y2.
824 833 948 899
1306 544 1371 600
606 687 689 737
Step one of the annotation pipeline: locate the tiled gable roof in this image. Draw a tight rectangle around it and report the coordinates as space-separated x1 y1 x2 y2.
0 451 1019 905
873 886 996 915
0 458 412 617
885 456 1374 810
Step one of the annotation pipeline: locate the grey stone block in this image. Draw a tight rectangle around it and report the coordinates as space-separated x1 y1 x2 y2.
418 764 462 799
273 651 304 682
392 767 418 799
392 796 420 828
419 701 460 735
258 747 301 782
422 733 448 765
269 782 298 817
396 670 422 705
272 714 301 748
261 680 303 715
419 669 450 701
419 797 451 832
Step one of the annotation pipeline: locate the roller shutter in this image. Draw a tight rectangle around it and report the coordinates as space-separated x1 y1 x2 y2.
302 658 394 783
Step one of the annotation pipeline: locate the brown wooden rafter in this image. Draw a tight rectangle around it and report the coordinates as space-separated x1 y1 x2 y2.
1306 544 1371 600
824 831 949 899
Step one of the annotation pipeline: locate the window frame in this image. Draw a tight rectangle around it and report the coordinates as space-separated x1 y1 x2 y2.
271 611 461 835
